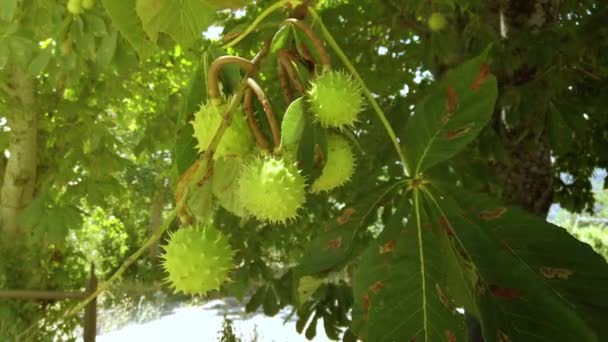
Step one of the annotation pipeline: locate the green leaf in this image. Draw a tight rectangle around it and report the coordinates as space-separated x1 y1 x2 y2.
245 285 266 313
101 0 155 60
270 24 292 54
295 183 400 277
0 0 17 22
280 97 306 155
297 117 326 182
424 185 599 341
26 48 52 76
403 50 498 175
135 0 215 48
441 184 608 340
263 285 280 316
352 193 465 341
96 29 118 66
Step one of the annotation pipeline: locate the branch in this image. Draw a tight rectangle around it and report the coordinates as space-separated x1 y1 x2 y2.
285 18 331 68
208 56 254 101
246 78 281 147
244 87 271 150
65 41 273 318
277 61 294 104
309 8 411 176
278 50 306 95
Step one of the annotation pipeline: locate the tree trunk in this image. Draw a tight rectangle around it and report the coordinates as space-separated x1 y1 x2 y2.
1 67 38 235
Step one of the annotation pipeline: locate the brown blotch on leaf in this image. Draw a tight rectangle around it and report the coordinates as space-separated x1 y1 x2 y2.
540 267 573 280
497 330 512 342
443 123 474 140
440 85 458 125
362 293 370 312
439 215 455 237
436 284 450 309
446 330 457 342
479 207 507 221
337 207 356 224
489 284 523 299
471 63 490 90
323 236 342 251
423 223 432 230
379 240 396 254
369 281 384 294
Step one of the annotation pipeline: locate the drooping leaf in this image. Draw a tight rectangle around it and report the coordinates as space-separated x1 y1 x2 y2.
295 183 401 277
0 0 17 22
135 0 216 48
352 193 466 341
280 97 306 155
440 184 608 340
101 0 155 60
270 24 292 54
403 50 498 175
424 185 599 342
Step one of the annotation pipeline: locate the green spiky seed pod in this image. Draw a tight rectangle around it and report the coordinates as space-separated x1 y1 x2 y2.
311 134 356 193
191 100 254 159
162 226 234 295
238 156 306 223
308 70 363 129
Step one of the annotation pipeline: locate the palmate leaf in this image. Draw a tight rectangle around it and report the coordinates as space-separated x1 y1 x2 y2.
424 185 600 341
352 195 466 342
101 0 155 60
439 184 608 340
135 0 221 48
403 50 498 175
295 184 401 277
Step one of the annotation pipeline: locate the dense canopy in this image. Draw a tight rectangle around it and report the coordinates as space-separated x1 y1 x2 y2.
0 0 607 341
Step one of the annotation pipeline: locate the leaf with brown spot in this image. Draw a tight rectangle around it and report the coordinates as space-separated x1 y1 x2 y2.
478 207 507 221
379 240 396 254
497 330 512 342
369 281 384 293
539 267 573 280
337 207 356 224
439 215 455 237
440 85 458 125
443 123 474 140
323 237 342 251
436 284 450 309
471 63 490 90
489 284 523 299
446 330 457 342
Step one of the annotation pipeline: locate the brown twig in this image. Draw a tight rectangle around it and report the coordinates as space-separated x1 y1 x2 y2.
285 18 331 67
244 87 271 150
245 78 281 148
277 62 293 104
278 50 306 95
208 56 255 100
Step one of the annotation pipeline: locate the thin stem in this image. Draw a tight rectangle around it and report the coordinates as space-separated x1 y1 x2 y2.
223 0 300 49
285 18 331 68
244 88 271 150
246 78 281 147
277 61 293 104
67 208 177 316
278 50 306 95
308 8 411 176
208 56 254 100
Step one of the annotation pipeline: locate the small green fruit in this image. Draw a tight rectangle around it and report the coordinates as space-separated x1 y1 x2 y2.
311 134 356 193
308 70 363 129
238 156 306 223
162 226 234 295
428 12 447 32
67 0 82 15
191 100 254 159
81 0 94 10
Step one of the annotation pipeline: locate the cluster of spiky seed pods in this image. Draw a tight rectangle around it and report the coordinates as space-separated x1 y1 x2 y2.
162 19 363 295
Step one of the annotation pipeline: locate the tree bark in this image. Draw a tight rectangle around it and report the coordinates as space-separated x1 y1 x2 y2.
1 67 38 235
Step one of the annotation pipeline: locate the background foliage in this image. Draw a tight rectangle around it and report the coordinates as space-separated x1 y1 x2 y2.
0 0 607 341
